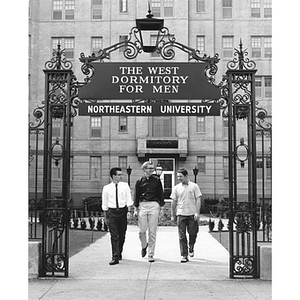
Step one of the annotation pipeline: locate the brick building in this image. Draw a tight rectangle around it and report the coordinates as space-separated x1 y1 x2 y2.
28 0 272 208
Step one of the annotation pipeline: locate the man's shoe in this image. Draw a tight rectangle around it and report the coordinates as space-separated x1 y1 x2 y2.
141 243 148 257
119 253 122 260
189 246 194 257
148 255 155 263
109 259 119 265
181 256 189 263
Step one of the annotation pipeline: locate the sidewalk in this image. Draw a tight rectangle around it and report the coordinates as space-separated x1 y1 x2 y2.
28 225 271 300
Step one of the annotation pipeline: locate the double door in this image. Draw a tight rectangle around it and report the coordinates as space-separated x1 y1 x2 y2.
150 158 175 199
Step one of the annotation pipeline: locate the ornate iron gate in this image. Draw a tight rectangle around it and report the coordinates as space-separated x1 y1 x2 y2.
29 46 76 277
29 12 271 278
225 42 272 278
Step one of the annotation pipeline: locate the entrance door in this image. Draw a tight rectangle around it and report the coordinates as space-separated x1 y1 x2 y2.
149 158 175 199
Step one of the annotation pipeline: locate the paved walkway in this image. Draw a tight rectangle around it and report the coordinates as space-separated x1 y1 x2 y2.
29 225 271 300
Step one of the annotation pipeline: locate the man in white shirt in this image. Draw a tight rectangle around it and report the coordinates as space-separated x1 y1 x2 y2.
102 167 133 265
171 168 202 263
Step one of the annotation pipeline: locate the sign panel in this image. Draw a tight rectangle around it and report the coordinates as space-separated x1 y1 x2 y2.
78 62 220 100
78 103 220 116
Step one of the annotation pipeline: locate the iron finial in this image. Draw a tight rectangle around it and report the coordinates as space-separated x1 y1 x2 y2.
238 38 244 70
147 1 153 18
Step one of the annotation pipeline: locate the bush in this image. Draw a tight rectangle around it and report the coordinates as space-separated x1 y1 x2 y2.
202 198 220 214
80 218 87 230
218 218 224 231
208 219 215 232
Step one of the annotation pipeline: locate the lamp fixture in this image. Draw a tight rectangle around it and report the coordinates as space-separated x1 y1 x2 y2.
135 3 164 53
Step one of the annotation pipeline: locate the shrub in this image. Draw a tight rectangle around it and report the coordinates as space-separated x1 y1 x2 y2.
218 218 224 231
80 218 87 230
73 218 79 229
208 219 215 232
89 217 95 230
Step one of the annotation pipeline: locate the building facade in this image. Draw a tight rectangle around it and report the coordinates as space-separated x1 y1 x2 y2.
28 0 272 209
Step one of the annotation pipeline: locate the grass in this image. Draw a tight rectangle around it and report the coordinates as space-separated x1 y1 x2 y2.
28 223 107 257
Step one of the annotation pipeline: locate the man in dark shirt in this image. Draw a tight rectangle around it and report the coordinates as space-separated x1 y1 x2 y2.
134 161 164 262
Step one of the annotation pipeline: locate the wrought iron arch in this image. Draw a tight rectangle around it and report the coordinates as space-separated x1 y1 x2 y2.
29 16 272 278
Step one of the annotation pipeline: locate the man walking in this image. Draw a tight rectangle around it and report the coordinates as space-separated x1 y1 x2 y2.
171 168 202 263
102 167 133 265
134 161 164 262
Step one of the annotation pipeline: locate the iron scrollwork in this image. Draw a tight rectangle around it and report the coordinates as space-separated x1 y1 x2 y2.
78 23 223 107
227 40 256 71
44 199 68 274
235 137 249 168
233 257 254 275
45 254 66 272
45 44 73 71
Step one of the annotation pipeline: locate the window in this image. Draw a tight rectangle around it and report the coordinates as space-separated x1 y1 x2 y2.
196 117 205 132
255 76 262 98
164 0 174 17
257 158 263 179
151 35 160 57
196 0 205 12
264 76 272 98
255 76 272 98
52 118 61 138
53 0 63 20
264 37 272 58
52 37 74 59
151 0 173 17
90 156 101 180
52 0 74 20
251 37 261 58
92 0 102 19
251 36 272 58
251 0 272 18
251 0 260 18
223 157 229 179
153 117 172 137
197 156 206 173
222 0 232 19
151 0 161 17
257 156 272 180
65 0 75 19
91 37 103 55
52 159 61 179
64 38 75 59
120 0 128 12
222 36 233 58
264 0 272 18
119 35 128 52
196 35 205 53
91 117 101 138
223 118 228 138
118 156 127 169
119 116 128 132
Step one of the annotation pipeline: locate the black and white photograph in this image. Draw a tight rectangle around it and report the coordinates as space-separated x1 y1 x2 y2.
3 0 299 299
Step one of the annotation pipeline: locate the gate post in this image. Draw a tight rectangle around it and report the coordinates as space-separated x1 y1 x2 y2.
226 41 258 278
41 45 73 277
